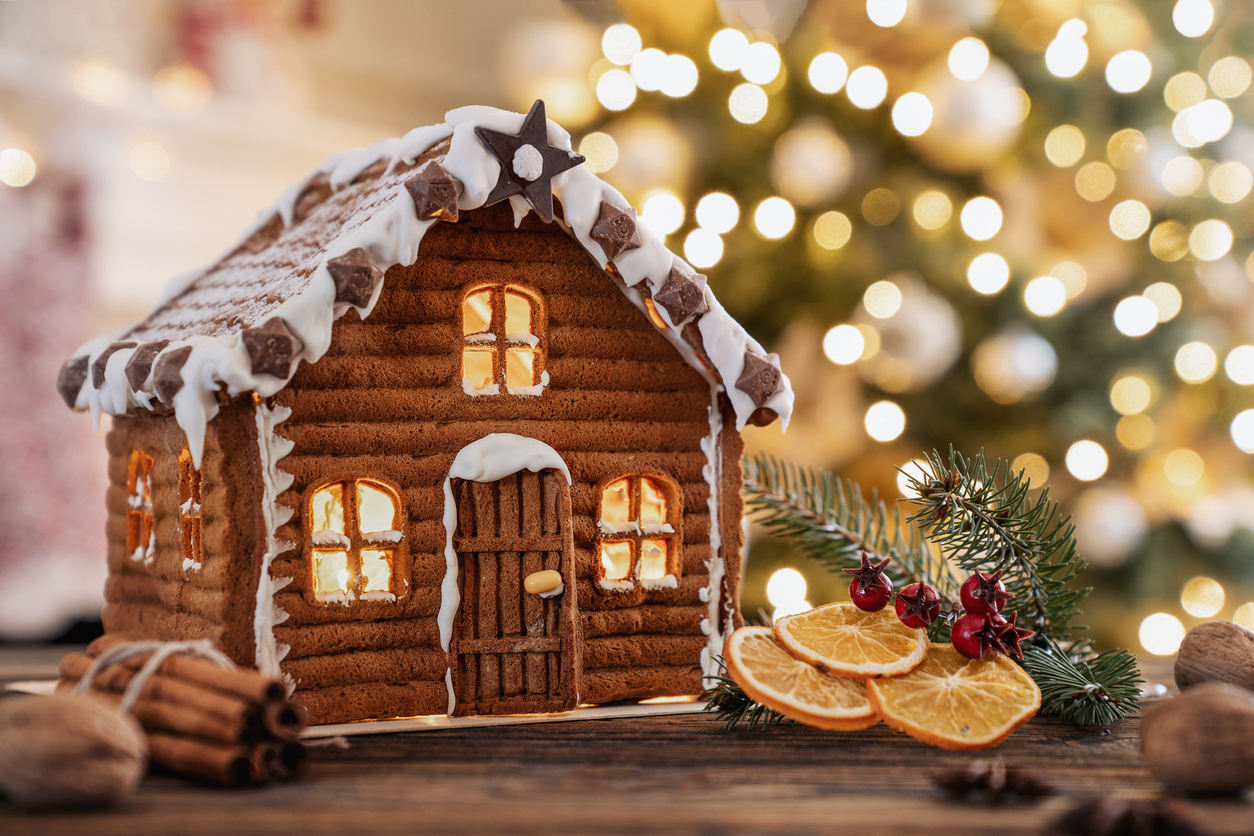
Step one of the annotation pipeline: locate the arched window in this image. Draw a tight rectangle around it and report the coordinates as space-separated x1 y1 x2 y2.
461 285 547 395
309 479 404 604
597 475 681 591
178 449 203 572
126 449 155 565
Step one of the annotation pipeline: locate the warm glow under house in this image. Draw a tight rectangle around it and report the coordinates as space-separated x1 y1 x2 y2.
57 102 794 724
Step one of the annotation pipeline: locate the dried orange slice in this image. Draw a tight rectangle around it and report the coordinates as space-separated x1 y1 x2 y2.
723 627 878 731
866 643 1041 750
774 602 928 679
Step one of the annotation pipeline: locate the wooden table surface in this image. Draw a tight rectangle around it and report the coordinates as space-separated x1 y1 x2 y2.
1 647 1251 835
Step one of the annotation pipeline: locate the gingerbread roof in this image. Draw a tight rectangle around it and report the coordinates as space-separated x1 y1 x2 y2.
58 104 794 464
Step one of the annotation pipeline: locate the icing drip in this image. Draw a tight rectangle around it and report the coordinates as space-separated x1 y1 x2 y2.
438 434 572 713
252 400 296 689
65 105 791 467
698 391 726 684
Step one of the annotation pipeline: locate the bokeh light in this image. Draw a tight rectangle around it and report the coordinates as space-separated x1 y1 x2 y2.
948 38 989 81
1045 125 1085 167
1181 577 1225 618
1106 129 1147 170
1162 156 1203 195
596 69 636 111
1011 452 1050 487
683 228 723 268
1231 409 1254 452
629 48 668 92
1105 51 1152 93
0 148 37 188
741 42 781 85
1109 200 1150 240
864 280 903 318
709 29 750 72
913 191 951 230
1045 20 1088 79
1173 0 1214 38
578 132 618 173
967 253 1009 295
696 193 739 233
1075 162 1116 201
1139 613 1185 656
1066 440 1108 481
865 401 906 441
1234 603 1254 630
71 60 127 106
754 197 795 239
1150 222 1190 262
897 459 932 498
1224 346 1254 385
891 92 933 136
1164 72 1207 111
861 188 900 225
1110 375 1152 415
1174 100 1233 147
1052 261 1087 299
766 568 810 620
960 197 1002 240
1209 162 1252 203
866 0 907 27
152 64 212 113
847 66 888 109
814 211 852 249
1118 414 1156 450
809 52 849 94
823 324 865 365
1208 56 1252 98
1175 341 1217 382
1024 276 1067 317
661 55 699 98
1143 283 1183 321
1164 448 1204 487
1189 220 1233 260
602 24 642 65
1113 296 1159 337
639 191 684 237
129 141 170 181
729 83 768 124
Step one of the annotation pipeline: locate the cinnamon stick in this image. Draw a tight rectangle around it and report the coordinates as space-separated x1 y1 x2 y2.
59 653 258 729
263 699 308 742
147 733 253 787
254 739 307 782
87 635 286 704
55 682 258 746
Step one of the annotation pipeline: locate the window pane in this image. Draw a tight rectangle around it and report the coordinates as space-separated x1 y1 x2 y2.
357 482 397 533
311 484 345 534
504 290 533 336
640 478 668 526
463 289 493 335
313 550 349 594
361 549 392 593
601 541 632 580
463 349 496 390
641 539 668 580
601 478 631 524
505 348 536 388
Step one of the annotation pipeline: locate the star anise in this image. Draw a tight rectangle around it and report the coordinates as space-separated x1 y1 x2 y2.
991 611 1035 660
843 551 892 593
1048 798 1202 836
932 757 1050 804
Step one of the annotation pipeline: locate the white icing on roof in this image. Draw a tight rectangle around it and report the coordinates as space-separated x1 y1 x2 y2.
63 105 793 466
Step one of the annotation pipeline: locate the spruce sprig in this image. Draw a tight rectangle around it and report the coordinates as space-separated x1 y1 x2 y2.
901 448 1086 638
727 449 1142 727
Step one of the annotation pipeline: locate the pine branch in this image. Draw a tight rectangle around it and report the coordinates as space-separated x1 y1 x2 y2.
900 448 1088 639
700 657 791 731
1022 641 1143 725
743 453 961 604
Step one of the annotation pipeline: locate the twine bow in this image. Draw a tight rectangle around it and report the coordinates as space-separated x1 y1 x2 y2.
73 639 237 713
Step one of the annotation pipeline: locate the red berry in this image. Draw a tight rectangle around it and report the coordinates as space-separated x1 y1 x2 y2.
951 613 1003 660
895 583 942 628
960 570 1012 616
844 551 894 612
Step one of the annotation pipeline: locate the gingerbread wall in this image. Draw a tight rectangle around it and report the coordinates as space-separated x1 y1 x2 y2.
267 202 740 723
102 401 263 663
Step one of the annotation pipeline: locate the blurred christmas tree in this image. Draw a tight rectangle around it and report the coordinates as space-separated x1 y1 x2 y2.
567 0 1254 653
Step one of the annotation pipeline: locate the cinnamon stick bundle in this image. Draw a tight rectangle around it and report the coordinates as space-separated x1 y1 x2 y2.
57 638 308 787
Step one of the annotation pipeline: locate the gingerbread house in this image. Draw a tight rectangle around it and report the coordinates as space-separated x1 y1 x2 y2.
56 102 794 724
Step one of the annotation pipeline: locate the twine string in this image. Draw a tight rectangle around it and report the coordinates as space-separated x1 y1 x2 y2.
73 639 238 713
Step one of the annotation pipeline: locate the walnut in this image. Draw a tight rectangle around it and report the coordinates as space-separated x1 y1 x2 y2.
0 694 147 808
1140 682 1254 794
1174 620 1254 692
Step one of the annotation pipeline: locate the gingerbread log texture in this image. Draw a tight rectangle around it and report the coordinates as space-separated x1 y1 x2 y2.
54 102 796 725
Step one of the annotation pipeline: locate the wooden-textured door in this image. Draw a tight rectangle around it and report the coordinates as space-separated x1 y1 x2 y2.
451 469 579 715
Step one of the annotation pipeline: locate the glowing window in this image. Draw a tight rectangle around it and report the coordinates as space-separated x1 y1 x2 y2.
596 475 680 590
461 285 545 394
126 450 155 565
177 450 203 571
309 479 403 603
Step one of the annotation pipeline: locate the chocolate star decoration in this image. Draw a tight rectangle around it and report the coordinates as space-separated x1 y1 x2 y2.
153 345 193 403
91 341 137 388
474 99 585 223
843 551 892 594
125 340 171 391
590 201 641 262
242 317 304 379
991 612 1034 660
326 248 384 308
653 265 709 326
405 162 463 222
736 352 783 408
57 356 90 408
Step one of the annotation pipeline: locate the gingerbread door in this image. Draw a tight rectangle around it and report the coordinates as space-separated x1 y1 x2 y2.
450 469 580 715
